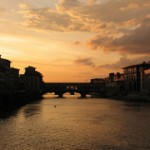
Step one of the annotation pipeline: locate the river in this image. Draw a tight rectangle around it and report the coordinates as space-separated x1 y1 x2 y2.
0 93 150 150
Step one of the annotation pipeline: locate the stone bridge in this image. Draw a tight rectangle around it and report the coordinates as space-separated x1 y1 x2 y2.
43 82 105 97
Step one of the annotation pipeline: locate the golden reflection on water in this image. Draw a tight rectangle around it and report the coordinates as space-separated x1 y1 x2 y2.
43 92 91 98
0 95 150 150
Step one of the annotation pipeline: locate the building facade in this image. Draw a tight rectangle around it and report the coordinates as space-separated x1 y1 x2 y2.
90 78 105 84
105 72 125 96
143 68 150 92
20 66 43 93
123 62 150 92
0 55 20 92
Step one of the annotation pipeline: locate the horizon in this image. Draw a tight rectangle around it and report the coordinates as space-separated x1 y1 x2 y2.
0 0 150 82
1 54 150 83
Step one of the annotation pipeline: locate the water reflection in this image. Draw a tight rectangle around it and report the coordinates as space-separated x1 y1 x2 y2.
23 104 41 118
122 102 141 112
0 97 150 150
43 92 91 99
123 101 150 112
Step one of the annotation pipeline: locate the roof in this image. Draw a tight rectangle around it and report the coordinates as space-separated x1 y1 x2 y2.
122 62 150 69
0 56 11 63
11 67 19 71
25 66 36 69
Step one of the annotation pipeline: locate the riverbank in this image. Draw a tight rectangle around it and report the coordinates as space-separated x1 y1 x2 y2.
91 91 150 102
0 91 42 111
105 94 150 102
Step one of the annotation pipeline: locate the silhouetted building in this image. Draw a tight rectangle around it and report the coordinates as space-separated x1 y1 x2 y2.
114 73 125 91
105 72 125 96
0 55 11 68
109 73 115 82
90 78 105 94
142 68 150 92
0 55 11 90
10 68 20 91
114 72 121 80
20 66 43 92
0 55 20 92
123 62 150 92
91 78 105 84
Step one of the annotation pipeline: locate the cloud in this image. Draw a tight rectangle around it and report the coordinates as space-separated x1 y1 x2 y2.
88 17 150 54
73 41 81 45
0 8 5 15
22 8 74 31
58 0 80 8
98 55 150 69
21 0 94 32
74 57 95 67
19 3 30 9
20 0 150 55
57 0 150 23
21 0 150 32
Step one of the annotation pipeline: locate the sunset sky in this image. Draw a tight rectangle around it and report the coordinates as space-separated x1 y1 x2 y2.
0 0 150 82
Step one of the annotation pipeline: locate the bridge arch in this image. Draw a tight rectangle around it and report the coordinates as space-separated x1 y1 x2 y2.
43 82 105 98
54 90 89 98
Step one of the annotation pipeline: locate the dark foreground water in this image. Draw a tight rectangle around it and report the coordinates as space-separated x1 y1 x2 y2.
0 94 150 150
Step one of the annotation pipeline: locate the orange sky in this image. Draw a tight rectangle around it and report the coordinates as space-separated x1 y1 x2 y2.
0 0 150 82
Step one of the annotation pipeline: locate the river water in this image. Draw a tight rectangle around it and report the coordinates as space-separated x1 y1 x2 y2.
0 94 150 150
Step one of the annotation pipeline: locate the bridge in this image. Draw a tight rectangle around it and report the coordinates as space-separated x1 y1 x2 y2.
43 82 105 98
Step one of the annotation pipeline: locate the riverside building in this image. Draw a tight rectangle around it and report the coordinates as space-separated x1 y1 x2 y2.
0 55 19 92
123 62 150 92
20 66 43 94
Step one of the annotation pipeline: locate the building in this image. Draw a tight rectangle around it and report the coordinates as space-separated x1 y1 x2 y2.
108 73 115 82
123 62 150 92
143 68 150 92
10 68 20 91
105 72 125 96
90 78 105 84
0 55 20 92
90 78 105 96
20 66 43 93
0 55 11 89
